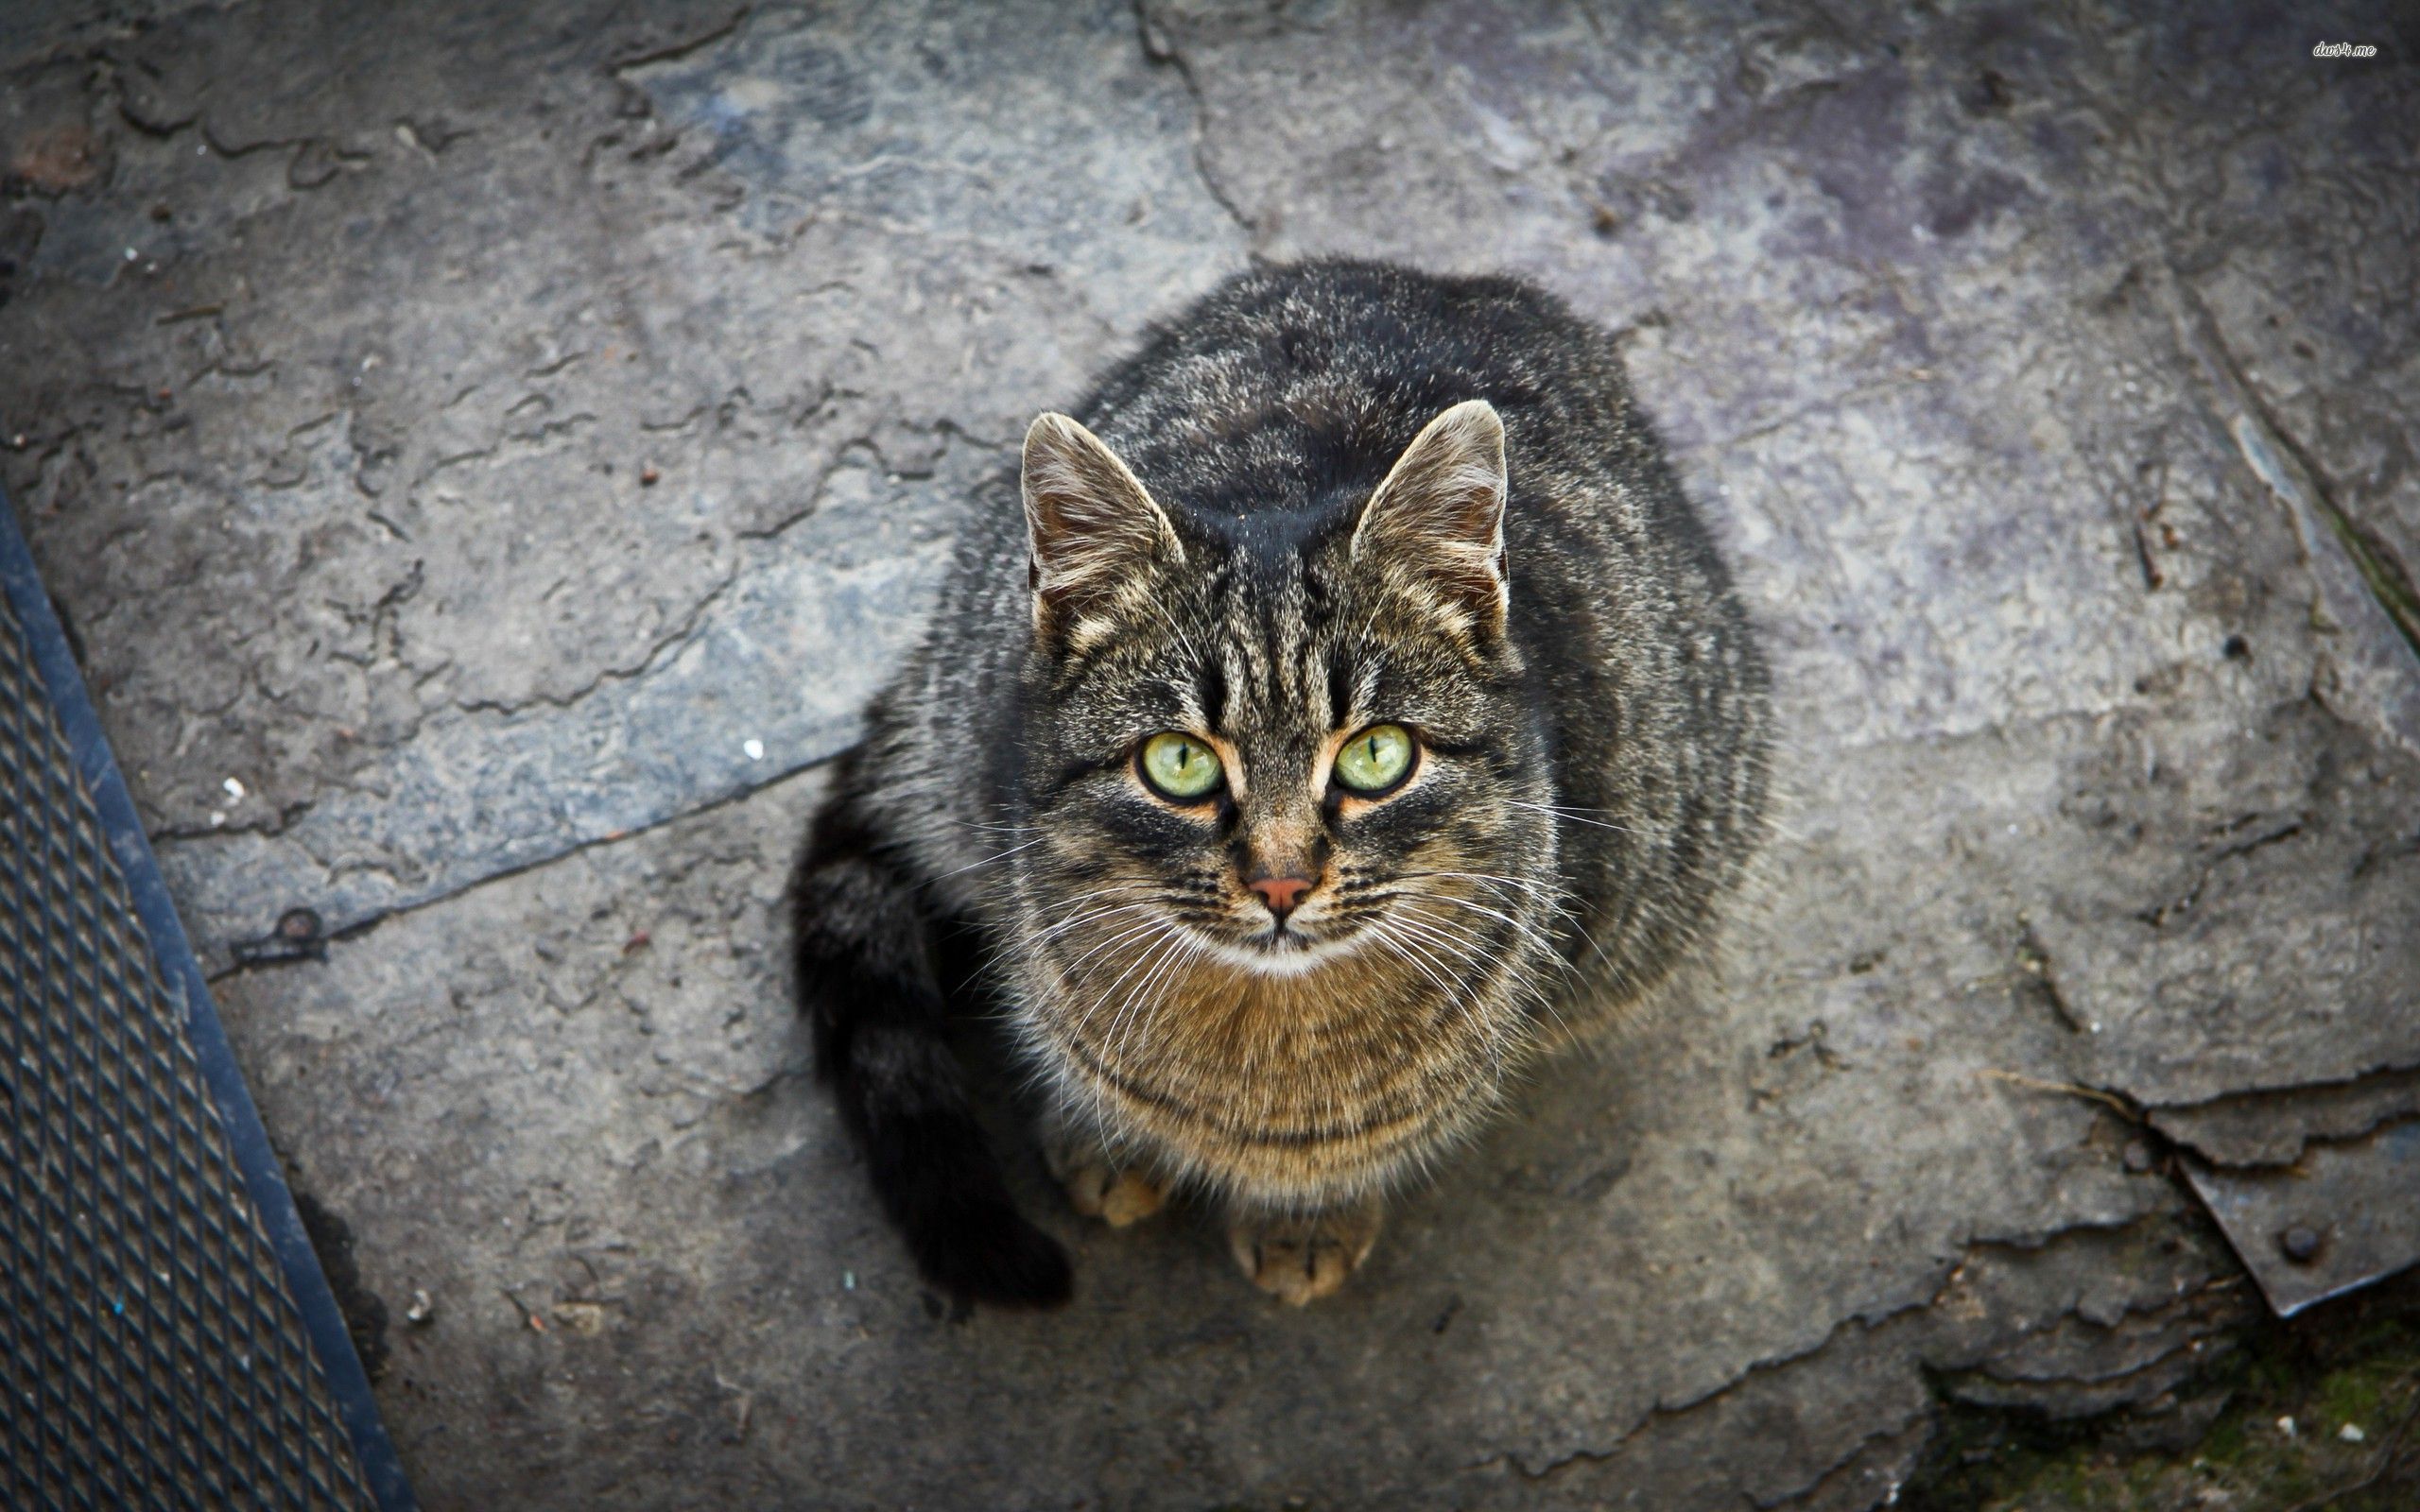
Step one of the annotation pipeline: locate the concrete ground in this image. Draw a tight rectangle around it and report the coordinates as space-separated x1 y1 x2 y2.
4 3 2417 1507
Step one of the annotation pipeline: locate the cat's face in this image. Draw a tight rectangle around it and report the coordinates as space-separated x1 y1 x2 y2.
1031 574 1546 975
1009 404 1559 1040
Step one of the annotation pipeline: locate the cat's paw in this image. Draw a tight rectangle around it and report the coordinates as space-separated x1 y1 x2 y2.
1043 1128 1169 1228
1063 1161 1170 1228
1226 1197 1383 1305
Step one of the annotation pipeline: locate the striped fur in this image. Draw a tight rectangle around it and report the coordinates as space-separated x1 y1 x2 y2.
793 261 1771 1303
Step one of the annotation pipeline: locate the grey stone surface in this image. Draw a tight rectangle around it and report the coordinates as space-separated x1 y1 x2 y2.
4 0 1247 955
2 2 2414 1508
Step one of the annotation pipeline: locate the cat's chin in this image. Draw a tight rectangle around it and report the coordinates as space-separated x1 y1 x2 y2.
1192 924 1367 978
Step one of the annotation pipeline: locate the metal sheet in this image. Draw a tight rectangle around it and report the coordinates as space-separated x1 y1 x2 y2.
0 495 418 1512
2184 1121 2420 1317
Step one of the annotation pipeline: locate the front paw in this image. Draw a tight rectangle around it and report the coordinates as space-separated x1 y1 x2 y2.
1226 1195 1383 1305
1042 1127 1169 1228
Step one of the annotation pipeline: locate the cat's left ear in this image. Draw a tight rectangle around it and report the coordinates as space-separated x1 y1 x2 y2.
1352 400 1510 638
1021 413 1185 649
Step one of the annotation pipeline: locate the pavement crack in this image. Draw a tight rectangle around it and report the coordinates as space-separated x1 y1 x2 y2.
105 65 197 139
1752 1409 1928 1509
2012 917 2083 1033
200 756 839 984
2166 270 2420 673
2133 816 2307 930
523 350 588 381
450 556 739 718
1467 1303 1936 1485
1129 0 1258 247
2148 1057 2420 1145
609 6 751 75
1709 371 1936 454
1963 1317 2232 1393
1938 1212 2163 1276
184 356 278 385
732 432 882 542
2204 341 2420 669
2170 1108 2420 1176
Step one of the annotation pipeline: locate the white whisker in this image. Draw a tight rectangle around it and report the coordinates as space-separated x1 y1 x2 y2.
921 834 1048 885
1060 911 1176 987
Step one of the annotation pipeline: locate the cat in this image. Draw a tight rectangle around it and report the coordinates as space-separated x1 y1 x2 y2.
792 260 1771 1306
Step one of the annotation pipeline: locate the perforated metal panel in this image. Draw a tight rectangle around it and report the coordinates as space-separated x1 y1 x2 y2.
0 517 406 1510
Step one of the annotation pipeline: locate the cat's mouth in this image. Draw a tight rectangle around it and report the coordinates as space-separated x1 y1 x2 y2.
1194 917 1364 977
1257 920 1313 951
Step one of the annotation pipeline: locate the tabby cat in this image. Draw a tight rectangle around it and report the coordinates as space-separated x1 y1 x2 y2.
793 261 1769 1305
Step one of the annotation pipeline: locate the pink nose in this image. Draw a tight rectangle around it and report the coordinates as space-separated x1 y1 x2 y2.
1248 875 1313 918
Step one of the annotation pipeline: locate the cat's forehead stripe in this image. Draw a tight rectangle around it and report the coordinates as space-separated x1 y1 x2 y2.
1194 655 1228 734
1294 638 1326 732
1190 576 1348 746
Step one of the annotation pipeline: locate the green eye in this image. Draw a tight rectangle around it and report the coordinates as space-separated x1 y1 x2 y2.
1140 731 1223 800
1334 723 1414 795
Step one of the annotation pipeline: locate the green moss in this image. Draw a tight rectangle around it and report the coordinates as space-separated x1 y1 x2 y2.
2198 1414 2246 1464
2318 1365 2389 1430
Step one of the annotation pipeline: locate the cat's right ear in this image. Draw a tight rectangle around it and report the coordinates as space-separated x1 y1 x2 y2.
1353 399 1510 640
1021 413 1184 650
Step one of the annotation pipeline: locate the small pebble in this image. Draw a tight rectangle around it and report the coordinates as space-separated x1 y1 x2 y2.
743 738 765 762
842 1270 856 1291
405 1289 435 1325
553 1300 607 1335
639 462 661 486
2279 1224 2324 1263
2340 1423 2365 1443
2277 1416 2297 1437
222 776 246 799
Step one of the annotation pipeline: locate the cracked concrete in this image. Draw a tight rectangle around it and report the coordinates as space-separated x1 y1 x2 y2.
3 1 2415 1507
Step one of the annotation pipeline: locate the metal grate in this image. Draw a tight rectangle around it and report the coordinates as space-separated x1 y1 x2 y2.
0 583 384 1510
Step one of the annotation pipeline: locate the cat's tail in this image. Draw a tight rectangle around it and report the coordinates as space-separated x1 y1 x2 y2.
791 784 1072 1308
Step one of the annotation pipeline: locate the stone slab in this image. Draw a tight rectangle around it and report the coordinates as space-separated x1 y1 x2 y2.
3 2 2414 1507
